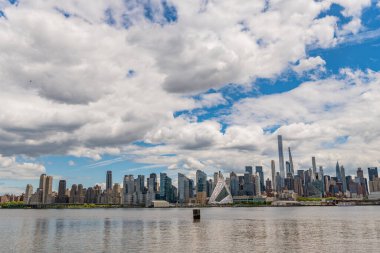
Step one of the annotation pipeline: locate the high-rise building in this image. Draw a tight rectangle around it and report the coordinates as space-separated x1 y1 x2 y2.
340 166 347 194
160 173 173 202
256 166 265 192
255 173 261 196
265 178 272 194
213 172 218 189
286 161 291 175
229 172 239 196
278 135 285 185
336 162 342 182
368 167 378 181
106 171 112 191
357 168 364 178
178 173 190 204
288 147 294 176
196 170 207 193
189 179 194 198
206 179 213 197
209 173 233 204
123 175 135 205
275 172 282 192
312 157 317 180
135 175 145 193
245 166 253 174
57 180 67 203
24 184 33 204
39 174 46 204
271 160 276 192
44 176 53 204
70 184 78 203
244 170 254 196
148 173 158 192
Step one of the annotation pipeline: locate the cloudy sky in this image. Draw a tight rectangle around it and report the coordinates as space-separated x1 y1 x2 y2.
1 0 380 194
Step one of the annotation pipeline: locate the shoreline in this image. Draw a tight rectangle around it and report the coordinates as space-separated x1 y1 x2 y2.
1 201 380 209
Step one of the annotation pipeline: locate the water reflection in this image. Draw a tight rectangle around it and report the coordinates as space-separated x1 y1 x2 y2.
1 207 380 252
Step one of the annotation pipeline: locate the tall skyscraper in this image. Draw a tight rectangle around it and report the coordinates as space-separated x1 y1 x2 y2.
178 173 190 204
39 174 46 203
271 160 276 191
357 168 364 178
196 170 207 193
213 172 218 189
288 147 294 176
44 176 53 204
106 171 112 191
229 172 239 196
57 180 67 203
312 157 317 180
135 175 145 193
368 167 378 181
148 173 158 192
123 175 135 205
24 184 33 204
245 166 253 174
340 166 347 194
255 173 261 196
336 162 342 182
159 173 173 202
278 135 285 184
256 166 265 192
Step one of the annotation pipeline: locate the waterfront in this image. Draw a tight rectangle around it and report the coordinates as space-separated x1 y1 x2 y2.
1 207 380 252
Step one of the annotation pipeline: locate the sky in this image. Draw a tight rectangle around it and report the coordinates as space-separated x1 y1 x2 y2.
1 0 380 194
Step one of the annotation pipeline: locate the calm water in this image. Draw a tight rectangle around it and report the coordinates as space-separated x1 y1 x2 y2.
1 207 380 252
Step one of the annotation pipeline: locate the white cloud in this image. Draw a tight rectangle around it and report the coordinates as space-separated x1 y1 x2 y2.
68 160 75 166
0 0 376 181
121 70 380 180
293 56 326 74
0 155 45 180
197 93 227 108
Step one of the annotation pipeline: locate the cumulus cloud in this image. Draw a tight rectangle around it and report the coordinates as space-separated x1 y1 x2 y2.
120 70 380 180
0 155 45 180
0 0 376 182
292 56 326 74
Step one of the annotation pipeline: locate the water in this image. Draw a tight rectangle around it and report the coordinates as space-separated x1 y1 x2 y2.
1 206 380 253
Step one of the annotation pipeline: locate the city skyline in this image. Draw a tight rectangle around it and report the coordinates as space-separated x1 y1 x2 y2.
1 1 380 195
16 135 380 202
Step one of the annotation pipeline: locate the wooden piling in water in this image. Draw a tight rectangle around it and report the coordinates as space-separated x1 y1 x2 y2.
193 209 200 220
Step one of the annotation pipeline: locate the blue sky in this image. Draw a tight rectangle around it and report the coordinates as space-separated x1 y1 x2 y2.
1 0 380 194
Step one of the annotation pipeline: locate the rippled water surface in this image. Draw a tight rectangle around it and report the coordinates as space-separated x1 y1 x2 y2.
1 207 380 252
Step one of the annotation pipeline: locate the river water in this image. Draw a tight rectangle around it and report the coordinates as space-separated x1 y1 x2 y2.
1 206 380 252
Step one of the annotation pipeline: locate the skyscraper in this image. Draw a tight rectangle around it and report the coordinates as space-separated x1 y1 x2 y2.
368 167 378 181
278 135 285 184
39 174 46 204
288 147 294 176
106 171 112 191
312 157 317 180
340 166 347 194
148 173 158 192
229 172 239 196
44 176 53 204
245 166 253 174
123 175 134 205
196 170 207 193
336 162 342 182
24 184 33 204
160 173 173 202
57 180 67 203
271 160 276 192
256 166 265 192
255 173 261 196
178 173 190 204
